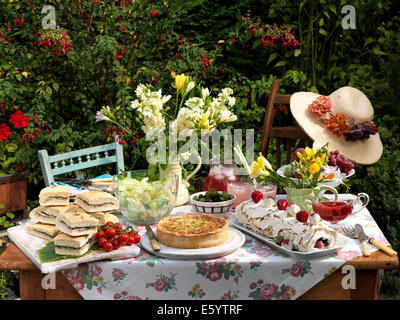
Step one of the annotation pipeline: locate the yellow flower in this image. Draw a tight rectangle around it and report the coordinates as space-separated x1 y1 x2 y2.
171 71 176 79
309 163 321 174
257 154 272 171
218 40 225 44
223 262 230 270
175 74 187 92
95 276 104 283
249 161 262 177
302 147 314 161
21 71 28 78
126 77 131 85
233 264 241 272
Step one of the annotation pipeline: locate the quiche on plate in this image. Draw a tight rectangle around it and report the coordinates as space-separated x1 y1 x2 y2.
156 214 229 249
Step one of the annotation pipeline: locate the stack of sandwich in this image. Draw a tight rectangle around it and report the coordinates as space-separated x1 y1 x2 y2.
26 186 120 256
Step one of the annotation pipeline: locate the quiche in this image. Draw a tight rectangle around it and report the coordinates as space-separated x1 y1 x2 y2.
156 214 229 249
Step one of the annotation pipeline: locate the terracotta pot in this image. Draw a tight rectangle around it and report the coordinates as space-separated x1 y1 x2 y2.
0 171 28 214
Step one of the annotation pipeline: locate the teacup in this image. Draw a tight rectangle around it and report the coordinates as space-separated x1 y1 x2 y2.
311 193 369 223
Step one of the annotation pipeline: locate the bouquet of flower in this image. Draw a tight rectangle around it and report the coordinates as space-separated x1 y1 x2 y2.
234 142 344 189
96 74 237 166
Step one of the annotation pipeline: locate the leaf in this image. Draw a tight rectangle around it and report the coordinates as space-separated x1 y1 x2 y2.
5 143 18 153
274 61 286 67
294 49 301 57
38 241 93 263
46 86 53 96
53 83 59 92
319 29 327 36
267 53 278 65
319 18 324 27
371 47 387 56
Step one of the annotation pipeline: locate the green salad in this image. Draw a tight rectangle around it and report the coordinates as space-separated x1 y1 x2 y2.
117 177 175 223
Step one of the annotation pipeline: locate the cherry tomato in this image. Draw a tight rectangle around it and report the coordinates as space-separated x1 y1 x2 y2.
95 230 105 240
103 241 113 252
127 235 135 246
105 227 116 239
112 239 121 250
128 232 135 237
133 233 141 243
98 237 107 248
118 233 128 245
105 222 113 227
113 223 122 230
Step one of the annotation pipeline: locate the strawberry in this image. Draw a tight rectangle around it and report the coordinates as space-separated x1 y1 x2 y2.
277 199 289 210
314 240 323 249
251 191 263 203
282 239 290 245
296 210 309 222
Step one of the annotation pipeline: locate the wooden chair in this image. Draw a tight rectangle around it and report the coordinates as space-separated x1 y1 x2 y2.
38 136 125 186
260 79 313 169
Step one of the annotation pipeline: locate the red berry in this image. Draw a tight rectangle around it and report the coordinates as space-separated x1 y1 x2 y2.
296 210 309 222
251 191 263 203
277 199 289 210
314 240 323 249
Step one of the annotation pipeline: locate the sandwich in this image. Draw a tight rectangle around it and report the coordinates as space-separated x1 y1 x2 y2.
55 204 99 236
39 185 71 206
74 191 119 212
53 232 96 256
29 205 70 225
88 211 119 225
25 222 60 241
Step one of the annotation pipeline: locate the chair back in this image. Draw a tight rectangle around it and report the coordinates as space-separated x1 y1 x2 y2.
38 136 124 186
260 79 312 169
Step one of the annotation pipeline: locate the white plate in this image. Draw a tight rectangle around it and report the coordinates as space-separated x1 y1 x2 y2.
229 217 350 260
277 164 355 188
7 220 140 274
140 227 245 260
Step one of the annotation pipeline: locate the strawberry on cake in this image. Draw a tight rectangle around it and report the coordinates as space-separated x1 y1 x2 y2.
235 192 337 252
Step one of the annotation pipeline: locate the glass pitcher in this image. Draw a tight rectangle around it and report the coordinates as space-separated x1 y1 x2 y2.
204 159 240 192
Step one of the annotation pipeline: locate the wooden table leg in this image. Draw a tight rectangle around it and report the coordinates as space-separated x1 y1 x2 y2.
19 269 45 300
350 270 380 300
44 272 83 300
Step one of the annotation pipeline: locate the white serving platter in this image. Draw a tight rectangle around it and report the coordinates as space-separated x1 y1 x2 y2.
229 217 351 260
7 220 140 274
141 227 245 260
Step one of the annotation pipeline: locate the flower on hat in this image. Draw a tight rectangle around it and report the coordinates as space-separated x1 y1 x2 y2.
327 112 350 137
308 95 331 116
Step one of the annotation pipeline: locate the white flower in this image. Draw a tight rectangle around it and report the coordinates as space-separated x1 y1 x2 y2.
131 99 140 110
201 88 210 100
221 88 233 96
312 141 325 152
184 97 204 109
185 81 195 94
179 151 191 162
227 96 236 107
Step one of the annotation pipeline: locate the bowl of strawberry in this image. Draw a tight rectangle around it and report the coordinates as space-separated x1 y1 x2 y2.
95 222 141 252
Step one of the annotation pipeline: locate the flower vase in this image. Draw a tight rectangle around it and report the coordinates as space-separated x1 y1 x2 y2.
159 155 202 207
284 185 338 213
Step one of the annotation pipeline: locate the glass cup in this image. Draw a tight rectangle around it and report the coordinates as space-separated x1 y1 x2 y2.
226 175 254 209
311 192 369 224
204 159 240 192
254 183 277 200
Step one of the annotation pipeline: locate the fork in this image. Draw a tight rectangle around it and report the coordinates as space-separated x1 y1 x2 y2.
341 225 370 256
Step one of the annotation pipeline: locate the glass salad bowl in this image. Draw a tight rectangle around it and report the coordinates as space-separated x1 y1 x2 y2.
113 170 178 226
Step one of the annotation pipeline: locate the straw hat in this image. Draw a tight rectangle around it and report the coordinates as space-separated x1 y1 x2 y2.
290 87 383 165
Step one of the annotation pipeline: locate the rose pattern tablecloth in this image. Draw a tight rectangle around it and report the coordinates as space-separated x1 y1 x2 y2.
61 198 390 300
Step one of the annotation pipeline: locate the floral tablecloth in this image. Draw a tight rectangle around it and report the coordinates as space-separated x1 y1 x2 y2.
61 196 390 300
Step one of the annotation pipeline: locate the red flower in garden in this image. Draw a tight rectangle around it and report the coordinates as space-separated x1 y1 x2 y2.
0 124 11 141
9 110 29 128
152 10 158 17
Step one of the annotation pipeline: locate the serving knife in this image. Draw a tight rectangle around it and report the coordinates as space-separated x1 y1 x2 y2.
355 224 397 257
145 225 160 251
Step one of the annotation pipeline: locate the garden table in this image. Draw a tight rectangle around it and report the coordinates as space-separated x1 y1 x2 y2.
0 196 398 300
